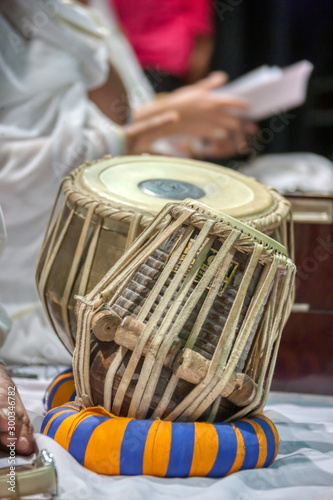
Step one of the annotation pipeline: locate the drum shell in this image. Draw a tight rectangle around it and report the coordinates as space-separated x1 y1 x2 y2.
273 193 333 395
36 198 150 353
73 201 295 423
89 229 266 421
36 156 292 354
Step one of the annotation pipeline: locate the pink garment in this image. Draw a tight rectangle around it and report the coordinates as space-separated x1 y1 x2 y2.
111 0 214 78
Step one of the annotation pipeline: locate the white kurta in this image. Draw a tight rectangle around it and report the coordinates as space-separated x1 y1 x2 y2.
0 0 125 364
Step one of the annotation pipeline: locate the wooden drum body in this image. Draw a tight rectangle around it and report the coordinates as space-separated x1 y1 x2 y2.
36 155 291 353
74 200 296 423
273 192 333 395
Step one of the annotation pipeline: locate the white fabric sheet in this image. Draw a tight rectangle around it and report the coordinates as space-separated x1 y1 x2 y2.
0 0 125 365
240 153 333 194
2 375 332 500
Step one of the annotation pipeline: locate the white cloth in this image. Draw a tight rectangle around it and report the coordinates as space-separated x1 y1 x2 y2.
0 304 11 350
0 0 126 365
34 392 333 500
0 208 11 349
1 377 332 500
240 153 333 194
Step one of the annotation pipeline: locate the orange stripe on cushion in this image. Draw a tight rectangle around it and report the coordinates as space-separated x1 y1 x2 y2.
143 420 172 476
189 422 219 477
84 415 131 475
227 423 245 475
242 418 267 468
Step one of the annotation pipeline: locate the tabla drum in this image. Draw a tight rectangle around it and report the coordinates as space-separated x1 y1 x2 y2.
36 155 291 353
73 199 296 423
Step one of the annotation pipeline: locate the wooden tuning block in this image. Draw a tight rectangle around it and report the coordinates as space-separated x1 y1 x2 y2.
114 316 182 367
174 348 257 407
91 310 122 342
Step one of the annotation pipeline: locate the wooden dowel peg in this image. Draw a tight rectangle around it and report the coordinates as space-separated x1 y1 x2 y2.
174 348 257 407
91 310 121 342
114 316 182 367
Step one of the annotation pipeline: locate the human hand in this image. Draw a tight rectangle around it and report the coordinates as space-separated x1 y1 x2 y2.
124 111 179 155
134 72 256 140
192 120 259 159
0 364 36 456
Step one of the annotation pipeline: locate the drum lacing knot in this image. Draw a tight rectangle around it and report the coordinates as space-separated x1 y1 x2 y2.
74 294 96 307
75 394 93 409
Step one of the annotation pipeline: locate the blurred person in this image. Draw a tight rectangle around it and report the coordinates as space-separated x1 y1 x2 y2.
0 0 256 369
0 361 36 456
0 211 36 456
83 0 258 156
0 0 179 367
111 0 215 91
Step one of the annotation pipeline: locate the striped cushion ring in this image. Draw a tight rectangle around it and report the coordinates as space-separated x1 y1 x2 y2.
41 403 279 478
43 369 76 411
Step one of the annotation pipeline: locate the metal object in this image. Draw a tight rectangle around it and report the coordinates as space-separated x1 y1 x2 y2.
138 179 205 200
291 303 310 313
0 449 57 499
289 197 333 224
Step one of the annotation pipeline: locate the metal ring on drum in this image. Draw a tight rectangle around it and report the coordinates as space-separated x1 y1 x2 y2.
36 155 292 354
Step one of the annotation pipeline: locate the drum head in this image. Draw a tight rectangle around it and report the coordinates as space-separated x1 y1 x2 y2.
78 156 275 220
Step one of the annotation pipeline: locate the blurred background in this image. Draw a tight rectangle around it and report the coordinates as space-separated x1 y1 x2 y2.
102 0 333 395
1 0 332 397
211 0 333 160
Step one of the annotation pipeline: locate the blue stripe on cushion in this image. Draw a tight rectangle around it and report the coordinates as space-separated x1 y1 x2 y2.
252 417 277 467
47 374 74 407
208 423 238 477
46 410 77 439
120 419 153 475
41 406 72 433
69 415 110 466
234 420 259 470
166 422 195 478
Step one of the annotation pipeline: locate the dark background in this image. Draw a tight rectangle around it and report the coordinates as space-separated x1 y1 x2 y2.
211 0 333 160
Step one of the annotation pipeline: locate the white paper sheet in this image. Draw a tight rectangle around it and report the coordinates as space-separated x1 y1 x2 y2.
218 60 314 120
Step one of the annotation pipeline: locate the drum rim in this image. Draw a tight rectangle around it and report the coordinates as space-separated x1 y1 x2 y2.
62 156 291 233
171 199 288 257
80 155 275 218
